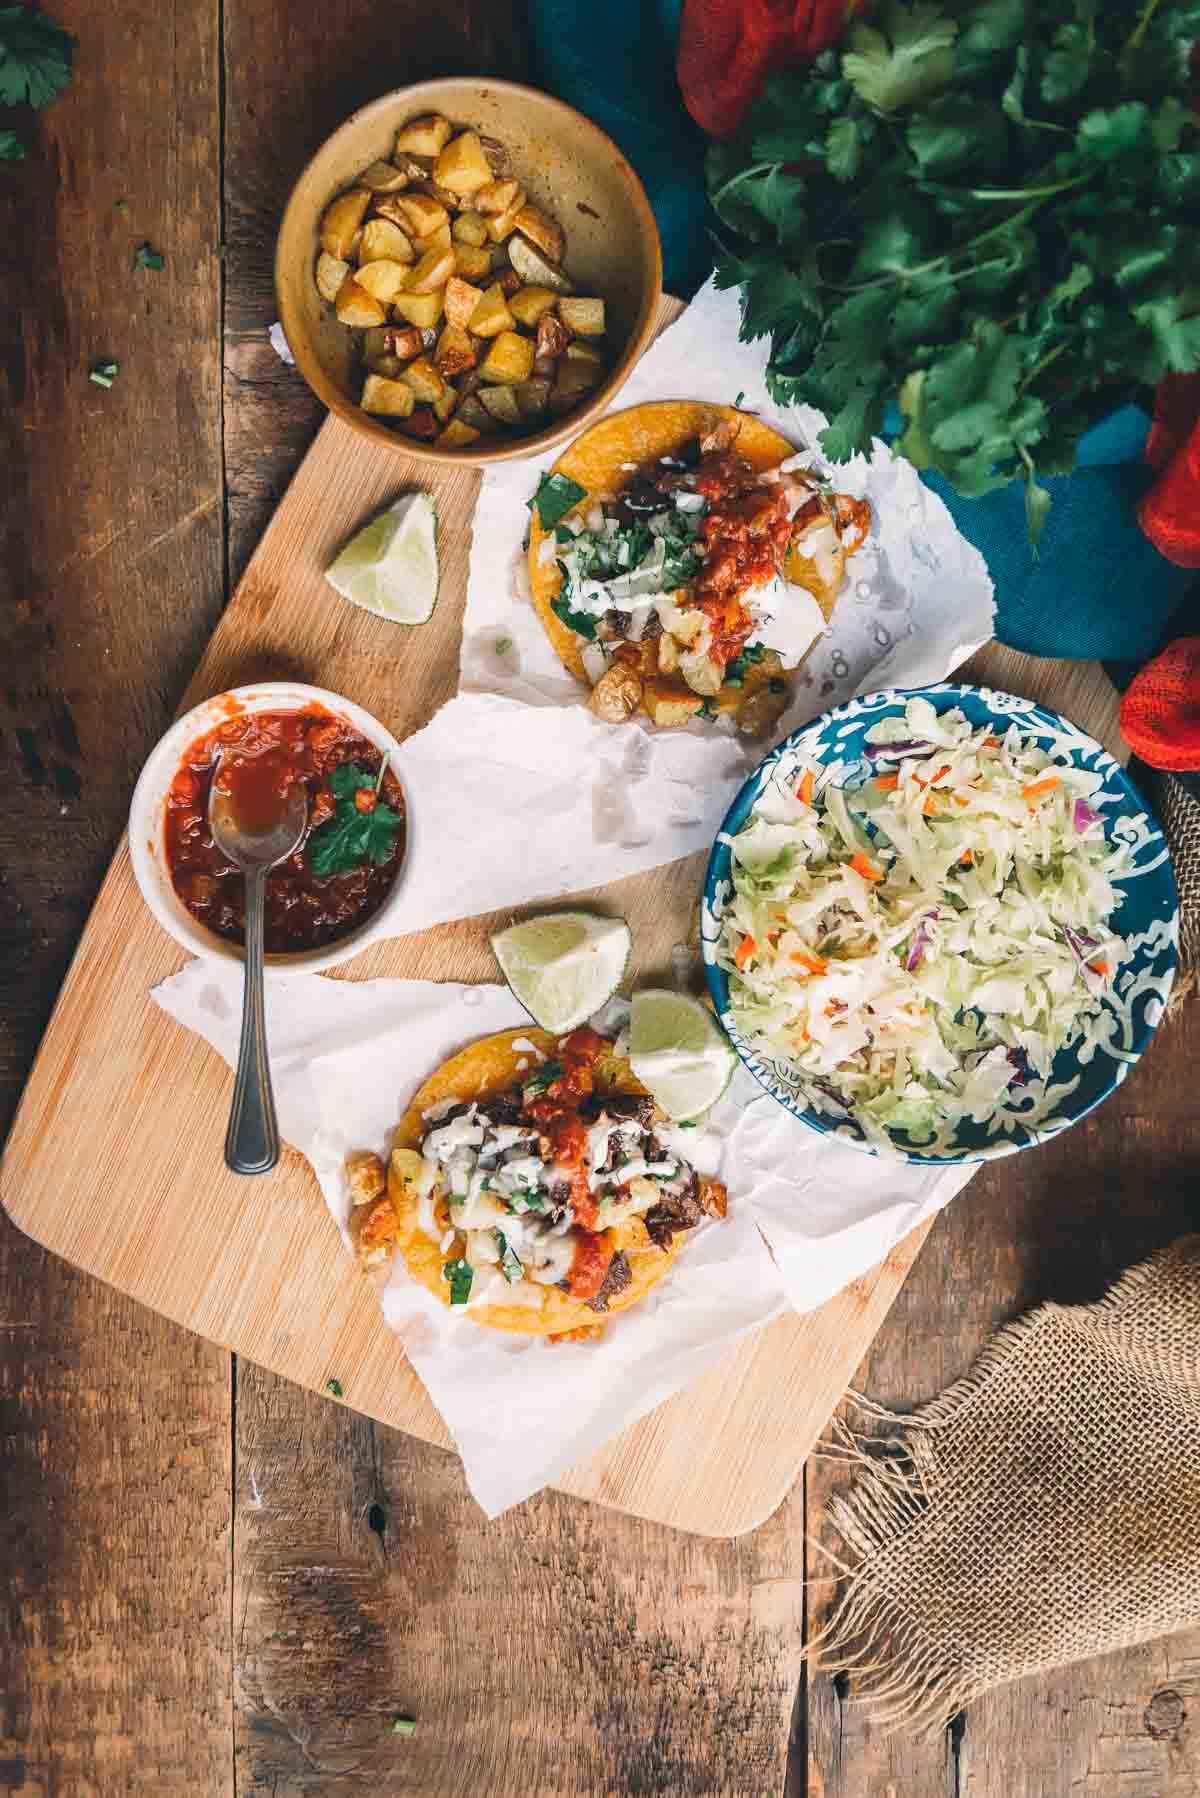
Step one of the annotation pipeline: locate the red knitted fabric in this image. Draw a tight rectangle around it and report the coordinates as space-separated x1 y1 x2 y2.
1120 637 1200 773
677 0 855 136
1140 376 1200 569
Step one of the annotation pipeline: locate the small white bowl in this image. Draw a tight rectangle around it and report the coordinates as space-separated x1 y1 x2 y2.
129 681 411 975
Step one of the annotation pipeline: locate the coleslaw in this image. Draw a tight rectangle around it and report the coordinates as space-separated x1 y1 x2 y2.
715 697 1137 1155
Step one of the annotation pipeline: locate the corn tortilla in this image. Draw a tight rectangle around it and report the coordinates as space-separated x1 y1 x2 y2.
387 1027 682 1335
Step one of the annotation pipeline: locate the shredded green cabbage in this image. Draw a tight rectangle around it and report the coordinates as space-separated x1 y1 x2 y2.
717 698 1134 1156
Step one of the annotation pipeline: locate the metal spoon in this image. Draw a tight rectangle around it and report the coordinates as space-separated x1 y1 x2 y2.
208 772 308 1176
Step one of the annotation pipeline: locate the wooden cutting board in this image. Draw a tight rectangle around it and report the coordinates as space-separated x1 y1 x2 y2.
0 295 1123 1535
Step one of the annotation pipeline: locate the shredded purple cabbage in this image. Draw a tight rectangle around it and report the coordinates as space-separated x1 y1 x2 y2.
904 910 938 972
1006 1047 1030 1088
863 738 932 763
812 1081 852 1115
1063 925 1105 994
1073 798 1101 833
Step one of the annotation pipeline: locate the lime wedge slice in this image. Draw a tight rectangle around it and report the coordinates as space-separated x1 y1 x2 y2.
490 912 631 1034
628 989 737 1121
325 492 439 624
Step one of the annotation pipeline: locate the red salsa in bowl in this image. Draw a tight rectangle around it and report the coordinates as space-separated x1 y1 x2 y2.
164 704 406 953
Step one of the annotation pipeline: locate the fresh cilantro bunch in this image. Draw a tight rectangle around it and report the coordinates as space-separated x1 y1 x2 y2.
308 762 403 879
708 0 1200 542
0 5 74 158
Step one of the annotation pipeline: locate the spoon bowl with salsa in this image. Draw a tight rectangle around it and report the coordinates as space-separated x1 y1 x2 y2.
130 682 411 974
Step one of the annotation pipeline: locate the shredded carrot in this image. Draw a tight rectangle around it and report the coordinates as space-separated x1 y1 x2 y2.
1093 960 1111 978
959 849 973 865
849 852 883 883
922 796 938 818
796 769 814 805
914 764 951 790
953 794 970 807
823 1002 839 1018
874 772 899 791
790 949 827 975
986 735 1002 747
735 935 756 970
1022 776 1061 801
799 1026 811 1042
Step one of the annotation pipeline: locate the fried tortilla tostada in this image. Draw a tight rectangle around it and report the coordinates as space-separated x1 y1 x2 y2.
527 400 870 735
349 1024 726 1340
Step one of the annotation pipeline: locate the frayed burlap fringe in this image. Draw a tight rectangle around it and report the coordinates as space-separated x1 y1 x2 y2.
806 1237 1200 1737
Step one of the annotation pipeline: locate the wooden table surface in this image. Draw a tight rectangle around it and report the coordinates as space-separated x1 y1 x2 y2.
1 4 1197 1793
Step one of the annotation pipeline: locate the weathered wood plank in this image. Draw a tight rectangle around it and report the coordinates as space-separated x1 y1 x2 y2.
0 3 232 1791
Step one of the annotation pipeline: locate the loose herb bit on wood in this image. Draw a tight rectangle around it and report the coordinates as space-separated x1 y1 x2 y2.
114 197 128 213
529 471 587 529
442 1258 473 1305
89 359 119 389
391 1717 417 1737
709 0 1200 545
0 4 74 110
326 1378 344 1397
0 129 26 159
133 241 164 271
308 762 402 879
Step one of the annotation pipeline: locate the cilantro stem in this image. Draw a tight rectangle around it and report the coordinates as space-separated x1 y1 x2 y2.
964 177 1090 202
1124 0 1164 54
709 161 777 207
1017 337 1072 395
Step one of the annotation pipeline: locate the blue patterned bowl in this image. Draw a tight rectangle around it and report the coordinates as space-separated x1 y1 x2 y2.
701 683 1178 1164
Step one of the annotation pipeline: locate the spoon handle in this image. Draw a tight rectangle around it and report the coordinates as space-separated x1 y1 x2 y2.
226 867 280 1176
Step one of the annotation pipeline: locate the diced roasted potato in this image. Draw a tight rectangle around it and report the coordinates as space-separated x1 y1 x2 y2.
443 276 484 330
391 288 444 329
395 114 452 158
361 373 416 418
643 677 704 727
345 1149 387 1205
434 129 493 197
432 383 458 423
657 632 680 674
347 227 364 262
484 190 526 243
386 324 424 361
355 258 410 302
402 405 439 440
360 217 414 264
589 663 643 723
457 392 499 433
365 351 402 379
509 284 559 327
315 250 350 303
411 175 461 209
558 296 605 338
335 277 387 327
513 203 564 264
536 312 571 360
393 151 433 181
371 193 415 229
434 322 477 379
478 383 522 426
362 325 391 363
406 246 456 293
514 376 553 419
549 354 601 412
565 340 604 370
452 242 492 281
478 329 535 386
436 417 481 448
413 222 452 255
508 233 574 293
475 177 520 215
400 353 449 404
358 159 409 193
451 210 488 247
468 281 516 339
393 192 450 238
495 268 521 297
320 188 371 259
532 352 558 377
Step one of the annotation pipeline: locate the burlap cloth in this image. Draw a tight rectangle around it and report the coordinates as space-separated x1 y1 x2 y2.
1149 767 1200 1002
813 1237 1200 1733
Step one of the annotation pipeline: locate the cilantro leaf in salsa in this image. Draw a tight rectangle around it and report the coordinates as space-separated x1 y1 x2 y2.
442 1258 473 1305
308 761 403 879
522 1060 561 1096
0 4 74 110
529 471 587 529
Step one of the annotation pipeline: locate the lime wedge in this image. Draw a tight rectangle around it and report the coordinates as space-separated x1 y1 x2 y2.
628 989 737 1121
490 912 631 1034
325 492 439 624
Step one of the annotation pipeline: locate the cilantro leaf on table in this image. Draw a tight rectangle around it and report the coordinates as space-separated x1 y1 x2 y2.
308 762 403 878
0 4 74 110
709 0 1200 541
528 471 586 529
133 241 165 271
0 129 26 159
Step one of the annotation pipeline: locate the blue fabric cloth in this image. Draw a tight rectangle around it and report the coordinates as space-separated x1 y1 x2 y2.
530 0 1197 661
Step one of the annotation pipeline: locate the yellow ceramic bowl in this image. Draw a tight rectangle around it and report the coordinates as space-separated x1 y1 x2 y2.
275 78 663 466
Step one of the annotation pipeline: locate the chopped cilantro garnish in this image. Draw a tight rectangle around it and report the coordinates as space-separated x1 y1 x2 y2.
495 636 512 656
308 762 403 879
133 241 164 272
529 471 587 529
442 1258 473 1305
496 1232 523 1284
697 698 719 721
326 1378 344 1397
734 390 746 408
550 564 597 640
89 359 119 389
391 1717 417 1737
523 1061 561 1096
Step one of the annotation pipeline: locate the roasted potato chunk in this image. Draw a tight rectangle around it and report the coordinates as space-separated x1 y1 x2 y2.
484 190 526 243
401 354 449 404
509 284 559 327
392 192 449 239
513 203 564 264
360 217 413 264
457 392 499 433
320 187 371 259
371 193 416 230
468 281 516 338
395 114 452 158
358 159 409 193
443 276 484 330
478 329 535 385
434 129 493 197
345 1149 387 1206
434 322 477 379
451 242 491 281
514 376 553 418
391 288 444 329
436 417 481 448
495 268 521 297
508 233 574 294
402 405 439 440
361 373 416 417
565 340 603 370
589 663 643 723
432 383 458 423
478 384 522 426
335 277 387 327
536 312 571 361
558 296 605 337
475 177 520 215
315 250 350 303
413 222 453 255
451 210 488 247
549 355 600 412
406 246 456 292
643 678 704 728
355 258 409 302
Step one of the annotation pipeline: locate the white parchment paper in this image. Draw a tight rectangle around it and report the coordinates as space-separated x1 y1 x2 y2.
154 963 972 1516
